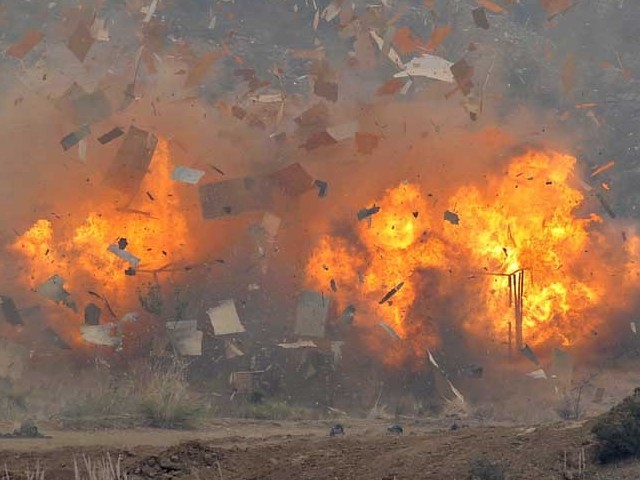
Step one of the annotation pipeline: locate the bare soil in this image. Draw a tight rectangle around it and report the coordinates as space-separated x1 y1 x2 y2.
1 418 640 479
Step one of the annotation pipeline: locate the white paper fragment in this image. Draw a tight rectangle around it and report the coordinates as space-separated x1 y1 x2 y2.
90 18 110 42
248 283 260 291
278 340 318 349
262 212 281 239
81 323 121 347
313 8 320 31
208 15 217 30
426 349 440 369
143 0 159 22
326 121 358 142
632 321 637 335
400 79 413 95
208 299 245 335
171 165 206 184
166 320 202 356
107 245 141 267
526 368 548 380
322 1 341 21
225 340 244 358
394 54 455 83
78 139 87 163
447 378 465 403
378 322 401 340
251 93 284 103
369 30 403 69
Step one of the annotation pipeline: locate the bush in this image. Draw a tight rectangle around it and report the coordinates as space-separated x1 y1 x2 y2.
138 360 204 429
592 387 640 463
469 457 505 480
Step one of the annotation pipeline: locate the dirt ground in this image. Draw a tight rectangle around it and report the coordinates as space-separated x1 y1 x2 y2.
1 418 640 480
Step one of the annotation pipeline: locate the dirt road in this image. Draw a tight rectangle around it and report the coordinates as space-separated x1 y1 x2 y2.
1 418 640 479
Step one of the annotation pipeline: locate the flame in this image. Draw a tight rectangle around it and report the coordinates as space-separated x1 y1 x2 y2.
305 149 636 365
10 138 190 345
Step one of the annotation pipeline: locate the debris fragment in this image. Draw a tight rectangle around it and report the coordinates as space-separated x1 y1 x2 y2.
520 344 540 365
107 244 141 267
340 305 356 325
378 322 401 340
225 340 244 359
444 210 460 225
539 0 573 19
357 205 381 221
278 340 318 349
591 161 615 178
394 54 454 82
230 371 258 394
301 131 337 151
355 132 380 154
67 22 95 62
185 51 223 88
562 54 576 96
208 300 245 335
269 163 314 196
84 303 102 326
171 166 206 185
450 59 474 95
295 291 329 338
314 79 339 102
472 7 490 29
631 321 637 335
424 24 452 52
596 193 616 218
0 296 23 326
81 323 121 347
143 0 159 23
314 180 328 197
72 90 112 125
526 368 547 380
477 0 506 14
379 282 404 304
329 424 345 436
6 29 43 59
90 18 110 42
36 275 76 311
199 176 271 219
60 125 91 151
295 103 329 127
326 121 358 142
166 320 203 356
103 126 158 194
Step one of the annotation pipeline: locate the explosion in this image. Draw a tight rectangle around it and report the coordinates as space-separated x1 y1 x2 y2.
10 138 191 345
305 149 635 366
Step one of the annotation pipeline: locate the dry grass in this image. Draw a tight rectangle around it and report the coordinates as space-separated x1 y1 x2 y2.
2 462 45 480
59 358 205 430
74 453 127 480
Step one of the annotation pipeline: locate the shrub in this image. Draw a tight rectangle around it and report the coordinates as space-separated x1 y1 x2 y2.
469 457 505 480
592 387 640 463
